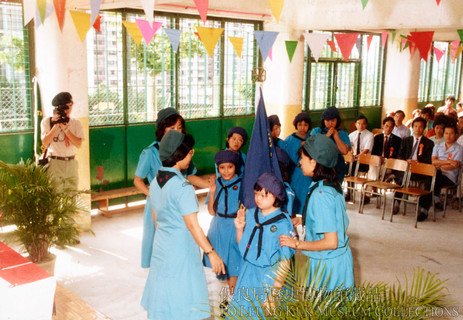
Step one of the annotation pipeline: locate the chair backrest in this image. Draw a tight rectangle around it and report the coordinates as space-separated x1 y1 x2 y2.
378 158 409 182
353 154 382 177
405 161 437 191
344 151 354 176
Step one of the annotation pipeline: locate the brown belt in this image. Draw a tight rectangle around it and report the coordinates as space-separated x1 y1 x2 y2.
49 155 75 161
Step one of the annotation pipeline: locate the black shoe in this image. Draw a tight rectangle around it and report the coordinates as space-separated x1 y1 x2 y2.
434 202 443 211
345 193 351 203
392 201 400 215
417 212 428 222
363 196 370 205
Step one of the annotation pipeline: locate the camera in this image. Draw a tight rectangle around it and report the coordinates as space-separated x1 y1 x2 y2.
51 105 70 125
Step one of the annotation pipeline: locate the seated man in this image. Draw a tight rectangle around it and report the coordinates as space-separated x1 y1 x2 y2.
393 117 434 220
371 116 402 159
432 124 463 214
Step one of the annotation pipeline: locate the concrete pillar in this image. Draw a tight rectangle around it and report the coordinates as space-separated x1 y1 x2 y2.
262 21 305 138
35 11 91 231
383 38 421 119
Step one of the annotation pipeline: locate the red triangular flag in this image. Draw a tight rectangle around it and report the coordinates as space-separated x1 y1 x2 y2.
409 31 434 61
434 47 445 63
407 35 417 56
334 33 359 61
327 40 337 52
366 34 374 51
381 31 388 48
436 0 442 5
53 0 66 31
194 0 208 24
93 15 101 32
450 40 461 62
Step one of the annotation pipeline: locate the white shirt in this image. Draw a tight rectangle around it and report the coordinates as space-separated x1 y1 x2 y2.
411 136 422 161
392 124 411 139
41 117 84 157
349 129 374 156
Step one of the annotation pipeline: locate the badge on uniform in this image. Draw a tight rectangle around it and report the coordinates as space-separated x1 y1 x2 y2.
270 225 278 232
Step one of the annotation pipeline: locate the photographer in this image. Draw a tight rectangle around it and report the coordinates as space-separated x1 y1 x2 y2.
40 92 83 189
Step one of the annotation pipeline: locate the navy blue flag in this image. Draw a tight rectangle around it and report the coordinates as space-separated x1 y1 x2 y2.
241 88 282 208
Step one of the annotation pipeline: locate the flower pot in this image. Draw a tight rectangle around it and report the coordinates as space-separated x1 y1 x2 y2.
37 253 56 277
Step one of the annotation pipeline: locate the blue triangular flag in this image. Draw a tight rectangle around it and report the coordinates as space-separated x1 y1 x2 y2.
241 88 282 208
254 31 279 61
164 28 181 53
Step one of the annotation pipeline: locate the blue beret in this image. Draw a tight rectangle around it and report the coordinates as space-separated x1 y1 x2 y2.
292 112 311 128
256 172 286 202
302 134 338 168
321 106 339 120
215 150 240 165
156 107 179 125
52 92 72 106
228 127 248 144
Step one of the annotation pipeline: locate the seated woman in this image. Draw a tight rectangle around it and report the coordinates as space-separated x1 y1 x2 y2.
141 130 225 320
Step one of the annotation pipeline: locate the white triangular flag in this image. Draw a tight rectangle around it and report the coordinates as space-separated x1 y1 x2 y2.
304 32 330 62
141 0 155 22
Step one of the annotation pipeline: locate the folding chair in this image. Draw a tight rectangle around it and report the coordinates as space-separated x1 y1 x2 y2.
441 167 462 217
359 158 409 220
344 154 382 204
343 151 354 177
390 161 436 228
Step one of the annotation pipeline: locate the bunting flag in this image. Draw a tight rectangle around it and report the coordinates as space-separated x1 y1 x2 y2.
254 30 279 61
268 0 284 22
23 0 35 26
35 2 54 28
450 40 461 62
53 0 66 31
434 47 445 63
240 88 282 208
136 19 163 44
409 31 434 61
390 31 397 43
436 0 442 5
93 15 102 32
37 0 47 24
457 30 463 42
164 28 181 52
285 40 298 62
141 0 155 23
407 35 417 56
228 36 244 58
304 32 330 62
361 0 369 9
70 11 91 41
194 0 209 24
366 34 374 51
381 31 388 48
123 21 143 46
327 39 337 52
334 33 359 61
196 26 224 57
90 0 102 25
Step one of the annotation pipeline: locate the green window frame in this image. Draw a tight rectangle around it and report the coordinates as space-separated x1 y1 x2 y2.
303 31 385 111
418 41 463 104
87 10 261 126
0 1 33 133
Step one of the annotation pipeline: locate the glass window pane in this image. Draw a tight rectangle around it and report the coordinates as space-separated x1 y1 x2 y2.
336 63 357 108
360 35 383 107
0 2 32 133
309 62 333 110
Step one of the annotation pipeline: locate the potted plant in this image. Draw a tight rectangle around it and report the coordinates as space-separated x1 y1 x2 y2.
0 159 82 264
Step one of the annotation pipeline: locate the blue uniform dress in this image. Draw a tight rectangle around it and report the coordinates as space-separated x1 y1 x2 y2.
135 142 197 268
310 128 351 183
141 167 210 320
203 175 243 279
284 133 312 214
302 181 354 291
228 208 295 319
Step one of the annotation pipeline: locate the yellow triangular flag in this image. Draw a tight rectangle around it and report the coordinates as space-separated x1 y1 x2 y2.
69 11 91 42
196 26 224 57
268 0 284 22
122 21 143 46
37 0 47 23
228 36 243 58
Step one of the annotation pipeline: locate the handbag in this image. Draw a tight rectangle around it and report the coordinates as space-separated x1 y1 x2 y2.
37 117 52 166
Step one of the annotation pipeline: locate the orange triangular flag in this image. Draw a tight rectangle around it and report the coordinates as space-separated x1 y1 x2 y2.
268 0 284 22
327 40 337 52
53 0 66 31
228 36 244 58
69 11 91 42
122 21 143 46
409 31 434 61
194 0 208 24
334 33 359 61
196 26 224 57
93 15 102 32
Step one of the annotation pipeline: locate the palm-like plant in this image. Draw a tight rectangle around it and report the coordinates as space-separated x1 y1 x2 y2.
0 160 82 263
223 254 450 320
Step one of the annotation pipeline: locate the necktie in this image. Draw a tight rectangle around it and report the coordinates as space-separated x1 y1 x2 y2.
356 132 361 155
411 138 419 159
383 136 388 157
